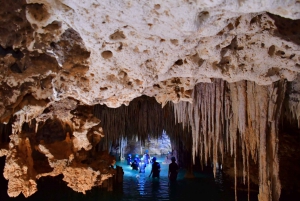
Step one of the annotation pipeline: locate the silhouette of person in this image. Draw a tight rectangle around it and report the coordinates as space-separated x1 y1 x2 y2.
134 154 140 163
144 150 150 164
131 159 139 170
168 157 179 182
139 157 146 173
149 157 160 178
127 154 132 165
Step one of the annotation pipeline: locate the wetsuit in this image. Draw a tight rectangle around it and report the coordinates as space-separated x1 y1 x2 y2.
150 161 160 178
169 162 179 182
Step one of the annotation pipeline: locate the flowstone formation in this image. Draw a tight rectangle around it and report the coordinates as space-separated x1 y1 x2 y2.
1 102 116 198
0 0 300 200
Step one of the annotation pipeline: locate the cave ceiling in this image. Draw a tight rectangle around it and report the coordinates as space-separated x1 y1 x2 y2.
1 0 300 119
0 0 300 200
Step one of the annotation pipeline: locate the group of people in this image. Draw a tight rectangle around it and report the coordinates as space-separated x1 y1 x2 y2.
127 152 151 173
126 151 179 182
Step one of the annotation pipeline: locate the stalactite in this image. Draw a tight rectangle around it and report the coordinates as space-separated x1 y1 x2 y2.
207 83 212 162
269 81 285 201
246 82 258 163
247 154 250 201
204 83 209 166
219 81 225 164
229 83 238 159
171 79 286 201
93 96 178 152
228 82 239 201
257 85 269 201
237 82 247 184
234 132 237 201
224 88 231 154
91 78 286 201
284 74 300 128
213 79 221 177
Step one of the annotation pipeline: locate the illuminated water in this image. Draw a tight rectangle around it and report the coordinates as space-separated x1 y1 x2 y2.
0 156 258 201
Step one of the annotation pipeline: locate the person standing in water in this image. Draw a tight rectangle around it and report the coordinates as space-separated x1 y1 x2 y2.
134 154 140 163
139 157 146 173
127 154 132 165
168 157 179 182
131 159 139 170
149 157 160 178
144 150 150 164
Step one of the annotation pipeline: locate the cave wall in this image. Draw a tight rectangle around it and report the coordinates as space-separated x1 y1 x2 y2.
0 0 300 200
0 104 117 197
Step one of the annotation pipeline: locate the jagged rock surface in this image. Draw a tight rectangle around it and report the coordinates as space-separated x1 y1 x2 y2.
0 104 116 197
0 0 300 200
1 0 300 116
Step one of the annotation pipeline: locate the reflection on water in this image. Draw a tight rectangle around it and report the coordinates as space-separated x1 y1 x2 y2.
119 156 223 201
0 156 258 201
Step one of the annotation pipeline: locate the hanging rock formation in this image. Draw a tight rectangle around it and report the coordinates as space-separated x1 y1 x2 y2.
0 0 300 200
173 79 286 201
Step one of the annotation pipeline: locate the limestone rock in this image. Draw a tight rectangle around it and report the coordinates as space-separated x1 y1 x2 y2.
3 135 37 197
0 0 300 200
0 0 300 116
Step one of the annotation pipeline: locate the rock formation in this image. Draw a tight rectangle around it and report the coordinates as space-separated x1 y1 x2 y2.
0 0 300 200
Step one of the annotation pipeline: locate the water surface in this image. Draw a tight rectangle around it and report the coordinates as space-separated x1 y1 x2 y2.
0 156 257 201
